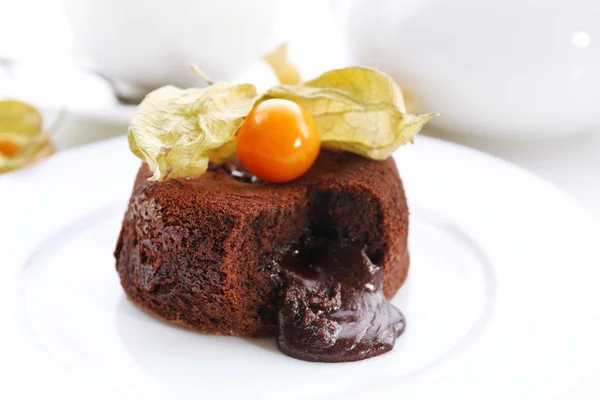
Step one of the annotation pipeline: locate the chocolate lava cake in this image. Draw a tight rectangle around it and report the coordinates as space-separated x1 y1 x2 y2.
115 149 410 362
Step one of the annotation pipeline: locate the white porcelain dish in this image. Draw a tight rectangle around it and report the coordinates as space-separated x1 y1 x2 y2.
0 136 599 398
335 0 600 138
63 0 279 100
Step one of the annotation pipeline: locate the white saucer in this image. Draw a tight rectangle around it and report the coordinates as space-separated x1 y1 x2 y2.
0 136 599 399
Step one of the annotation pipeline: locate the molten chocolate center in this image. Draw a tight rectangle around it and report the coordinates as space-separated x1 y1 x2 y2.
275 236 405 362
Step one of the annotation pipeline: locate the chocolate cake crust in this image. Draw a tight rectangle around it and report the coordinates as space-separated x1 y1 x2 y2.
115 149 409 337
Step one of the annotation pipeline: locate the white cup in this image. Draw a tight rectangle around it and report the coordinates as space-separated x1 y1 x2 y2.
334 0 600 138
65 0 279 101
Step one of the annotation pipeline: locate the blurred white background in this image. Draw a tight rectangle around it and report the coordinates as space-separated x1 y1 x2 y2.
1 0 599 218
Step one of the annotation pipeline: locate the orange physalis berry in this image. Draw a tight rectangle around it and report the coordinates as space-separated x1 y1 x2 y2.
0 140 21 157
236 99 320 183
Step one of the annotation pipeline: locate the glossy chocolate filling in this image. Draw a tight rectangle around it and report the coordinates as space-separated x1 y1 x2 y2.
275 235 405 362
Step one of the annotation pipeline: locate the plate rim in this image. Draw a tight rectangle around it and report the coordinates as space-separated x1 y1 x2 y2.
1 135 599 399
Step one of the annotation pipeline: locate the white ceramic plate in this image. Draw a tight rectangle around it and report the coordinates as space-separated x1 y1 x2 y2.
1 136 599 399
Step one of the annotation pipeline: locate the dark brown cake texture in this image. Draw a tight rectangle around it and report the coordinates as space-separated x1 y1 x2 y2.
115 149 409 339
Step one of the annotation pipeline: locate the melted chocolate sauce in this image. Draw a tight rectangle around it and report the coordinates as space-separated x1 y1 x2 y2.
275 236 405 362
